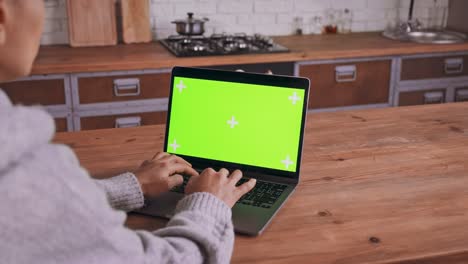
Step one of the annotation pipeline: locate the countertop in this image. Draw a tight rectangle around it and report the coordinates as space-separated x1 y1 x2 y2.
32 32 468 75
54 102 468 264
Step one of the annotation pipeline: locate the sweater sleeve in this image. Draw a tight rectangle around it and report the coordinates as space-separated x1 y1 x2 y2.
93 175 234 262
89 190 235 264
151 192 234 263
94 172 145 212
2 143 236 264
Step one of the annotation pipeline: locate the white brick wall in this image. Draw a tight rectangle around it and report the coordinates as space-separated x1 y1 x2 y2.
42 0 449 45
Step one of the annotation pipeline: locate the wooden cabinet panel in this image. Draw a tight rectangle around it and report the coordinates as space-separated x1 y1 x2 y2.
299 60 390 109
455 87 468 102
78 72 171 104
209 62 295 76
80 111 167 130
398 89 446 106
401 55 468 80
54 118 69 132
0 79 66 105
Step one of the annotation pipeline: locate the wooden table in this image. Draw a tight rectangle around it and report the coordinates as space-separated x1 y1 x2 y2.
54 103 468 264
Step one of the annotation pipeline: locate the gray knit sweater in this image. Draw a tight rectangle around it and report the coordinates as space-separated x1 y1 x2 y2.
0 90 234 264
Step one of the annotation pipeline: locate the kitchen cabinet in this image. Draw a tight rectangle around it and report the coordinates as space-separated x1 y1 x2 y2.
4 52 468 131
79 111 167 130
1 79 66 105
455 87 468 102
4 32 468 131
54 118 69 132
398 89 446 106
76 72 171 104
401 55 468 80
0 70 171 131
395 52 468 106
0 75 73 132
296 58 394 111
209 62 295 76
71 69 171 131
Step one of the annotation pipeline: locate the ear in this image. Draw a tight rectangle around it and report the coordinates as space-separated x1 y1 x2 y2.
0 0 5 45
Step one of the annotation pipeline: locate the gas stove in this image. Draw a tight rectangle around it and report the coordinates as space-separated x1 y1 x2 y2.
160 33 289 57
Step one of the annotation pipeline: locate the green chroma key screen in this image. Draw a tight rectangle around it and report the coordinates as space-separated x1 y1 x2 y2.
166 76 306 172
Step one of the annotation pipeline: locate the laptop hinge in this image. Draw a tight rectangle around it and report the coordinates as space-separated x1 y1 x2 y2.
193 167 298 185
243 173 298 185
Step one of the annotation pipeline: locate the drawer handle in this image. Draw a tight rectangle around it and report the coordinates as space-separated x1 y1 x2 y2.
444 58 464 75
424 91 444 104
115 116 142 128
113 78 141 97
335 65 357 83
455 89 468 102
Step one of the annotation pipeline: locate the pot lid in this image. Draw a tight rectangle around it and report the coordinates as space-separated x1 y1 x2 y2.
172 12 209 24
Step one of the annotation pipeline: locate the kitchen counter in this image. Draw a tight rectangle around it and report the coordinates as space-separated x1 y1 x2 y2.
54 102 468 264
32 32 468 75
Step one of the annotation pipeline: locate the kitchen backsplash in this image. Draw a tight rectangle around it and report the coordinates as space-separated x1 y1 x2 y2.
42 0 449 45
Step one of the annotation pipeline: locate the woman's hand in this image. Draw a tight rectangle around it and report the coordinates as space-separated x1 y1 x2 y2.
133 152 198 197
185 168 256 208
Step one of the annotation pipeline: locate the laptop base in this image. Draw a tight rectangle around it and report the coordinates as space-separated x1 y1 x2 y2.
134 184 296 236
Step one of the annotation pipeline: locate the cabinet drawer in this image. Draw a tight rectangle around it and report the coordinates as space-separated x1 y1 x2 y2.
455 87 468 102
80 111 167 130
299 60 390 109
1 79 66 106
398 89 446 106
77 72 171 104
401 55 468 80
54 118 69 132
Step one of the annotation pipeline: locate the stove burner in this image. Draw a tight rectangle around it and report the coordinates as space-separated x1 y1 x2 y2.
192 43 206 52
238 41 248 49
160 33 289 57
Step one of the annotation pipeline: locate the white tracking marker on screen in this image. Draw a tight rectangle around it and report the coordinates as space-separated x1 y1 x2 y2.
281 155 294 170
227 116 239 129
170 139 180 152
176 80 186 93
288 92 301 105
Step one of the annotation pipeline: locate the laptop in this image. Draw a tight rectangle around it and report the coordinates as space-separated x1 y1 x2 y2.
136 66 310 236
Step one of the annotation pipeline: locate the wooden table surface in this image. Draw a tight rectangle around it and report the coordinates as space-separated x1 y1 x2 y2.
54 103 468 264
33 32 468 75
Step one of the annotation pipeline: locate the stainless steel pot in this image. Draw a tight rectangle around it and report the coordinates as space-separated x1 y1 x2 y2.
172 12 209 36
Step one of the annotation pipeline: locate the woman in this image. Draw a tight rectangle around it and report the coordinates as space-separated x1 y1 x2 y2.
0 1 256 263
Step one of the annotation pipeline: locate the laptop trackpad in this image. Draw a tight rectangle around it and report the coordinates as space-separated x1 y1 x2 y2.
135 192 184 219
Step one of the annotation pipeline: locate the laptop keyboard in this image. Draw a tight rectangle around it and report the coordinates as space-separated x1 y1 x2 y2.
171 176 288 209
235 179 287 209
171 176 189 194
